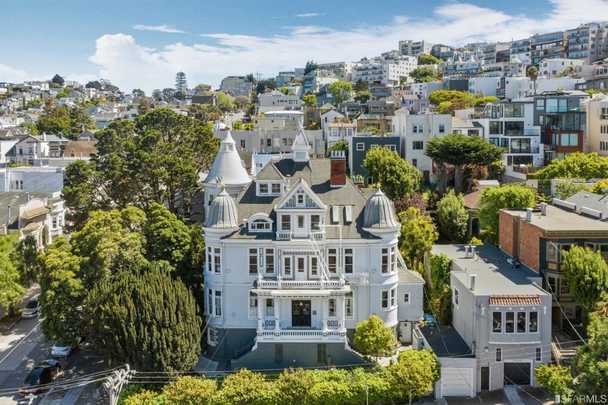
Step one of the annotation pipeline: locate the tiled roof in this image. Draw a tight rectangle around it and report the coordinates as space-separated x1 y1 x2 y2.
489 295 541 306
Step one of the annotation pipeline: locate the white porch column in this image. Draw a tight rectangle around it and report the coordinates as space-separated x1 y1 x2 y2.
337 295 345 331
321 298 328 332
274 298 280 331
257 294 263 331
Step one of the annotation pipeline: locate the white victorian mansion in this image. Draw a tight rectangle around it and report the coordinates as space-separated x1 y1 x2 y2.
202 129 423 368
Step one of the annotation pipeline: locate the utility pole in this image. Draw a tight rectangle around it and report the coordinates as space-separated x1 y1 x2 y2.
103 364 131 405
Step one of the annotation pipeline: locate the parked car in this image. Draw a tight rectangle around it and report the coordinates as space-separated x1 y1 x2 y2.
19 361 63 395
22 296 40 318
50 339 80 358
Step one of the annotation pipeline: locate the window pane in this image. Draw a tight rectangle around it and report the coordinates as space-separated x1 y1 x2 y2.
506 312 514 333
517 312 526 333
529 312 538 332
492 312 502 333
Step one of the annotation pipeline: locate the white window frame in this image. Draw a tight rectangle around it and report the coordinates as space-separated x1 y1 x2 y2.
248 292 258 319
345 293 353 319
214 290 222 317
535 347 542 361
283 256 292 278
496 347 502 362
207 327 219 346
265 248 275 274
381 290 389 310
213 247 221 274
344 248 353 274
403 293 410 305
356 142 364 151
390 287 396 308
327 248 338 274
249 248 258 274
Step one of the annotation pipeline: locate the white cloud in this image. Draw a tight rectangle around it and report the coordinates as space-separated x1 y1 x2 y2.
296 12 323 18
0 64 29 83
133 24 185 34
87 0 608 92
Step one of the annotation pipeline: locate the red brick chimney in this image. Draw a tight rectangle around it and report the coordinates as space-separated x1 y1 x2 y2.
330 150 347 187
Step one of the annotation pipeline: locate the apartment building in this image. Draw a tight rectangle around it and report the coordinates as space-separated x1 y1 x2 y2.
583 94 608 155
220 76 253 97
257 90 303 113
399 40 432 56
530 31 565 65
539 58 583 78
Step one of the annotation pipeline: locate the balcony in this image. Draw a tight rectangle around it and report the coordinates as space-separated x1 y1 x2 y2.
256 319 346 342
276 230 325 241
257 278 347 290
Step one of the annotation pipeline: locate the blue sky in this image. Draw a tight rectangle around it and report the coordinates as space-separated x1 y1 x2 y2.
1 0 607 92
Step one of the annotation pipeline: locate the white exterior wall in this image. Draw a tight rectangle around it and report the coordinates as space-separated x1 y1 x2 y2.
468 77 500 97
584 96 608 155
539 58 583 78
0 167 64 193
258 92 303 113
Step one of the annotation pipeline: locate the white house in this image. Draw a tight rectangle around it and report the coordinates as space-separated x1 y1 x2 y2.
201 130 424 367
258 90 303 113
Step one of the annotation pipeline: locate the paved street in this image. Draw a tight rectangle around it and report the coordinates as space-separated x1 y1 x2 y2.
0 316 107 405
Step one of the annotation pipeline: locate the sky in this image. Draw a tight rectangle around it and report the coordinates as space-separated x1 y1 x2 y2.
2 0 608 92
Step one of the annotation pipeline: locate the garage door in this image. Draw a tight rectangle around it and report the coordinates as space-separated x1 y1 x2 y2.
504 363 531 385
440 367 475 397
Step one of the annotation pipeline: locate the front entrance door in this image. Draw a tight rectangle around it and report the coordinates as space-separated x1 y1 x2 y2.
292 300 311 327
295 256 306 280
481 366 490 391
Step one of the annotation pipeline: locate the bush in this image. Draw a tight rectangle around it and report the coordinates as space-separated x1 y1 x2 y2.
353 315 397 357
436 190 468 242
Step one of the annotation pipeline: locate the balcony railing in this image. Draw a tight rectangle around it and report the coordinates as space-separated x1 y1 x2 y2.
275 230 325 241
257 278 346 289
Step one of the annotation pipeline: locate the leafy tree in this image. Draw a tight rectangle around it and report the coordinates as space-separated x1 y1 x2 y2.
36 103 94 139
217 369 277 405
478 185 536 243
399 207 438 271
354 79 368 92
278 86 289 95
353 315 397 357
71 208 148 289
62 160 105 230
555 180 590 199
572 306 608 396
561 246 608 313
216 91 235 112
327 140 348 155
11 235 40 285
409 66 439 83
162 376 217 405
327 81 353 105
591 179 608 194
306 370 353 405
363 147 421 200
302 94 317 107
354 90 371 103
535 153 608 180
86 265 201 372
122 389 164 405
386 349 440 405
51 74 65 86
428 254 452 324
348 367 392 404
394 192 427 214
274 369 316 404
535 364 573 401
38 237 85 345
426 134 503 192
418 54 443 65
65 108 219 222
304 61 318 75
527 66 539 94
429 90 496 115
0 235 25 314
436 190 469 242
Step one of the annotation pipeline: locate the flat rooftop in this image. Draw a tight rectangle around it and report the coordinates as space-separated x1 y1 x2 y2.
432 244 547 296
419 324 473 358
502 205 608 236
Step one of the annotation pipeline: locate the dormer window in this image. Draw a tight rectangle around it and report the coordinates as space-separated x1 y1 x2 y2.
259 183 269 194
248 214 273 233
272 183 281 194
297 193 305 206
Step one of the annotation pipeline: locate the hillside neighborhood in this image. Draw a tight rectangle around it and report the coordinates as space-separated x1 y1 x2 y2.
1 14 608 405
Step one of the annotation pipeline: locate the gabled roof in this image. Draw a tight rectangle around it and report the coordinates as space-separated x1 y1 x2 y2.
275 178 327 210
255 161 286 181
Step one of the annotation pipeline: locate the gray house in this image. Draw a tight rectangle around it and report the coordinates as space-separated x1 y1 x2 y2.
348 135 401 185
416 244 551 397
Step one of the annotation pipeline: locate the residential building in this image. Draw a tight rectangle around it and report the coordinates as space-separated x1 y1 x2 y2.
392 109 452 184
0 166 64 194
499 200 608 338
399 40 432 56
565 22 608 62
352 56 417 86
442 60 482 78
468 101 544 169
0 192 65 247
539 58 583 78
417 244 551 396
201 131 424 366
275 71 296 87
530 31 565 65
348 134 401 184
510 39 532 65
303 70 339 94
317 62 353 81
532 91 589 162
258 90 302 113
355 113 392 135
220 76 253 97
431 44 454 61
220 127 325 158
326 122 357 149
583 94 608 155
320 110 345 139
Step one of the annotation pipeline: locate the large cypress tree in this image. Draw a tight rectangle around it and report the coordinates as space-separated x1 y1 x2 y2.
86 264 202 371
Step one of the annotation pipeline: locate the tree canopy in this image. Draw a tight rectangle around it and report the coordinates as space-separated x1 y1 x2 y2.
428 90 497 115
0 234 25 313
418 54 443 65
535 153 608 180
561 246 608 313
572 303 608 395
426 134 503 192
36 103 94 139
302 94 317 107
63 108 219 228
352 315 397 357
86 265 201 371
363 146 421 200
478 185 536 243
436 190 469 242
398 207 438 271
386 349 440 404
327 81 353 105
409 66 440 83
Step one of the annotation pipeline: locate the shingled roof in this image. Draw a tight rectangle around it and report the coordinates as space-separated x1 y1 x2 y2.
489 295 542 306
